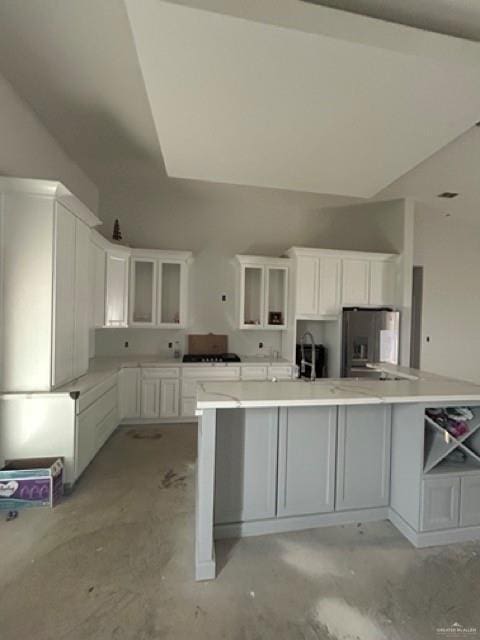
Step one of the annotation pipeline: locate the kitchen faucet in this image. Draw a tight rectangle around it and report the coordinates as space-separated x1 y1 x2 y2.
300 331 316 382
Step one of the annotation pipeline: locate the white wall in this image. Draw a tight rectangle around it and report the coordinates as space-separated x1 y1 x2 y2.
0 72 98 212
96 189 409 358
414 203 480 383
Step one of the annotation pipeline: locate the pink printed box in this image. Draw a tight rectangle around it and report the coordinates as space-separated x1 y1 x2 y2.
0 458 64 510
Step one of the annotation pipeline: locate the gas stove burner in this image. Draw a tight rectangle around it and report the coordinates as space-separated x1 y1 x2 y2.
182 353 241 363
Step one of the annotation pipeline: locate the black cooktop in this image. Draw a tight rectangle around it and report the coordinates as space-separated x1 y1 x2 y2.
182 353 241 363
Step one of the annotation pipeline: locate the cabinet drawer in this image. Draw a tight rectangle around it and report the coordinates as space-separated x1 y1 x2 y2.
78 374 117 413
268 365 293 379
79 385 117 426
182 367 241 380
182 380 198 398
241 366 268 380
181 398 197 417
142 367 180 379
95 407 118 451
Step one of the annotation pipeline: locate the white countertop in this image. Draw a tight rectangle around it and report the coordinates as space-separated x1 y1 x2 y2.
196 365 480 409
52 354 292 396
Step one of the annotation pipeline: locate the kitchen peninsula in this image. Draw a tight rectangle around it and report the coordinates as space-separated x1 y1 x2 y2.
195 366 480 580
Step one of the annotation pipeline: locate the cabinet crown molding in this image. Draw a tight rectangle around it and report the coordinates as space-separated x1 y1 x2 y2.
235 254 291 266
0 176 101 229
287 246 397 261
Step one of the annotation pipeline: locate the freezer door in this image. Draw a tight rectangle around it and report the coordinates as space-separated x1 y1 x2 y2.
374 311 400 364
342 310 377 376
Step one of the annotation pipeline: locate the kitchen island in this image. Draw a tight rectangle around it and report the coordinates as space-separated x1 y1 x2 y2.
195 366 480 580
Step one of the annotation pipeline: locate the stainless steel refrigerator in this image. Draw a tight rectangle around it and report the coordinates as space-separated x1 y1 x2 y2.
341 308 400 378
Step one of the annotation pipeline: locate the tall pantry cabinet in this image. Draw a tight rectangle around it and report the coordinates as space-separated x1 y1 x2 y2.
0 178 101 392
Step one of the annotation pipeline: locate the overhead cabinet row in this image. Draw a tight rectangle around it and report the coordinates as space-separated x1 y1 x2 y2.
288 248 398 320
90 233 192 329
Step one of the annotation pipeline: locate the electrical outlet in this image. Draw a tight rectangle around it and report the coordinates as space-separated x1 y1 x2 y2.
221 293 227 302
168 342 173 349
124 341 129 348
259 342 264 349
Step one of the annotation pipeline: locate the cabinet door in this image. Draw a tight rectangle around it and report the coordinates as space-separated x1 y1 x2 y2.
277 406 336 517
318 256 342 316
91 242 106 328
105 252 129 327
240 265 265 328
342 258 370 306
336 405 391 510
119 368 141 419
181 398 197 418
160 379 180 418
265 266 288 328
421 477 460 531
460 475 480 527
130 258 157 326
141 379 160 418
52 204 76 387
73 219 91 379
158 261 183 327
215 408 278 524
370 260 396 306
295 256 319 316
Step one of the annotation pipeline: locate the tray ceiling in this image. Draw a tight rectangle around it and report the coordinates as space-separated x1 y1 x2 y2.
126 0 480 198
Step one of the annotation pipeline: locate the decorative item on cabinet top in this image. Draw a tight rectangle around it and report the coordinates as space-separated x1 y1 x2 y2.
90 230 193 329
235 255 291 330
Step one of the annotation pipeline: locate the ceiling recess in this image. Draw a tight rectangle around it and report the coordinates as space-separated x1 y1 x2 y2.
125 0 480 198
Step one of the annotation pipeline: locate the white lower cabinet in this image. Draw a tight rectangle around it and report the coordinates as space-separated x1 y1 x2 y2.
181 398 197 417
160 379 180 418
336 405 391 510
118 368 141 419
277 406 336 517
76 377 118 479
215 408 278 524
140 369 180 419
141 378 161 418
460 475 480 527
421 476 460 532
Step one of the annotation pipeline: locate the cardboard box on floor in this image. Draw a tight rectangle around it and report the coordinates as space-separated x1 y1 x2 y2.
0 457 64 510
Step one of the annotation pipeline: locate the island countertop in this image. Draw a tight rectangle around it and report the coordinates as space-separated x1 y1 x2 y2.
196 365 480 409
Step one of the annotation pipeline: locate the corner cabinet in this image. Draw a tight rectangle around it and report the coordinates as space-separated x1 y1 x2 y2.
129 250 192 329
236 255 290 330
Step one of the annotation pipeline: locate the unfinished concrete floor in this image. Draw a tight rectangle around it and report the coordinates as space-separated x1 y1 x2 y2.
1 423 480 640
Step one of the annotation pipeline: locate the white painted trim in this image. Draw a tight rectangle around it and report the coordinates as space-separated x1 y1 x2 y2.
389 507 480 547
214 507 389 539
0 176 101 228
236 254 291 267
287 246 397 261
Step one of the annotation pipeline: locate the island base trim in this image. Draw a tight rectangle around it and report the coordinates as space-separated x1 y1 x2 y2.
214 507 389 540
389 508 480 548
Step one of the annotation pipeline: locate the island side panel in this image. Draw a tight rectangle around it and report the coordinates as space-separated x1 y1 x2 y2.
390 403 425 531
195 408 217 581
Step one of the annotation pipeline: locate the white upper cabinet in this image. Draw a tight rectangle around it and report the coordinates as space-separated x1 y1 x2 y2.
90 233 106 328
288 247 398 319
52 203 77 387
288 249 342 319
129 251 191 328
0 177 101 392
237 256 290 330
342 258 370 306
130 257 157 326
105 249 129 327
369 259 397 307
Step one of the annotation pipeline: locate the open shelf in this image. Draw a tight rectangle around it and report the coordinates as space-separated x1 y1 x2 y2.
424 407 480 476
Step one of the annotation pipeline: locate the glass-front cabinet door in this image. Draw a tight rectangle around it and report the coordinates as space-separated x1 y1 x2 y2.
158 261 183 326
265 267 287 329
241 265 264 329
130 258 157 326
